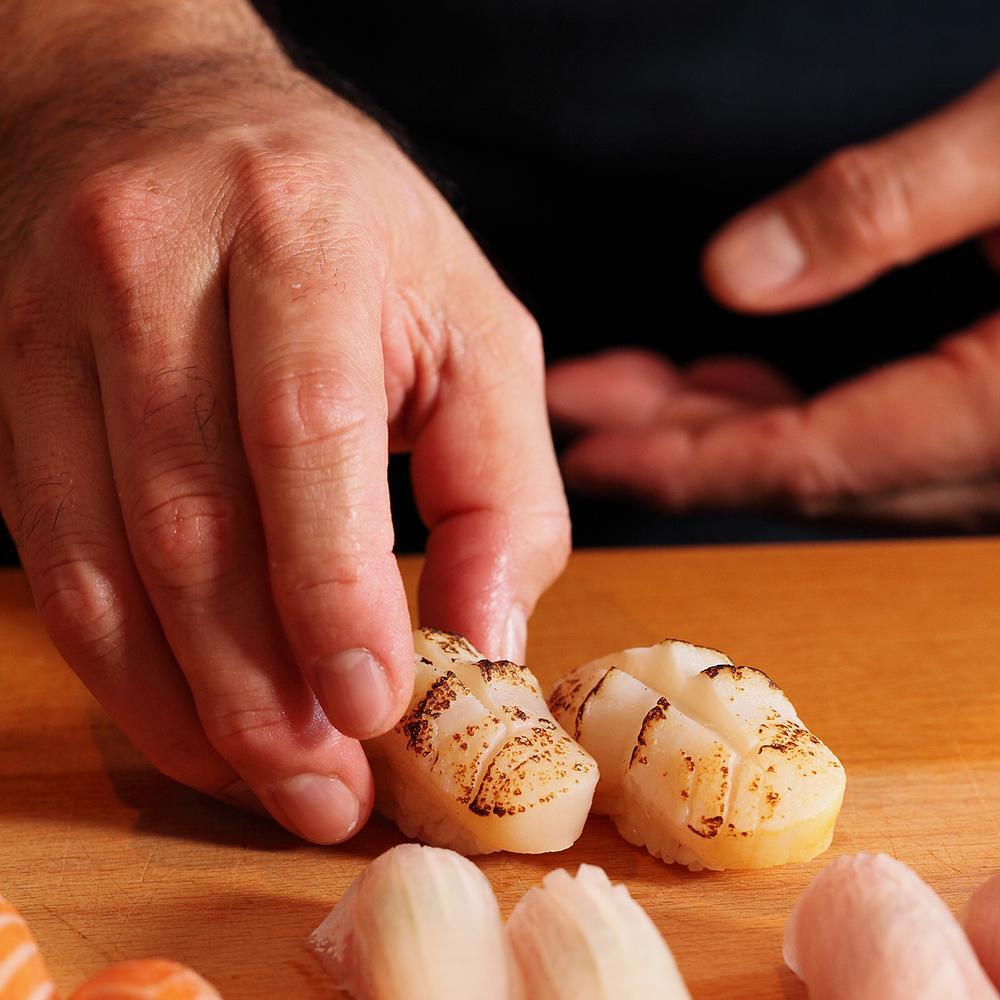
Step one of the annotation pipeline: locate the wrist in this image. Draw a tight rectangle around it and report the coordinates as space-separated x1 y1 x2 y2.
0 0 289 114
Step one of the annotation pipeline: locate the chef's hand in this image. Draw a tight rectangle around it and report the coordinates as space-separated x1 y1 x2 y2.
550 70 1000 528
0 1 567 842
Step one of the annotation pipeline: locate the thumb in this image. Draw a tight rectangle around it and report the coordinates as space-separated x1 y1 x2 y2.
703 71 1000 313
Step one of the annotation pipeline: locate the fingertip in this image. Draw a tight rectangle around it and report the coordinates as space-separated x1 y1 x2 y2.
315 645 412 740
702 209 807 312
500 604 527 663
267 772 367 845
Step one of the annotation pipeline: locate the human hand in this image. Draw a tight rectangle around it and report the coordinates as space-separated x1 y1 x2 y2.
550 71 1000 528
0 2 567 842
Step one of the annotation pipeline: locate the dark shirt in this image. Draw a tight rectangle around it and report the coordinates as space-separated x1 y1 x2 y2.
267 1 1000 392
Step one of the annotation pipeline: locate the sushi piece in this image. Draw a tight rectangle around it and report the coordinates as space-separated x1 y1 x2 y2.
784 853 998 1000
965 873 1000 988
549 638 845 870
68 961 222 1000
308 843 519 1000
0 895 57 1000
365 629 598 855
506 864 690 1000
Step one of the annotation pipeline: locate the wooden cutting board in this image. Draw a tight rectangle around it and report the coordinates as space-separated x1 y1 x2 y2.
2 538 999 998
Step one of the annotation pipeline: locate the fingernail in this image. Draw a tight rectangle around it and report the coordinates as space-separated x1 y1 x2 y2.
712 212 806 298
501 606 527 663
219 779 267 817
317 647 393 738
269 773 361 844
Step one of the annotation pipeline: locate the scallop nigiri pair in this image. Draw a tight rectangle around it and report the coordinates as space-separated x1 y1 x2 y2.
309 843 691 1000
0 895 220 1000
372 630 845 870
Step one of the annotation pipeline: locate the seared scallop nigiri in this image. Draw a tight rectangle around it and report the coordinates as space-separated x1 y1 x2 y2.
784 853 998 1000
0 895 57 1000
366 629 598 855
549 638 844 870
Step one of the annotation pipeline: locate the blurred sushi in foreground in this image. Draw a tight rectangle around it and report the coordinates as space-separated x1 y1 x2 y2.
309 845 692 1000
68 960 222 1000
784 853 998 1000
0 894 56 1000
309 844 517 1000
507 864 691 1000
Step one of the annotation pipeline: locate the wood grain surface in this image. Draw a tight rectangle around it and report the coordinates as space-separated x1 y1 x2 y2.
2 539 999 998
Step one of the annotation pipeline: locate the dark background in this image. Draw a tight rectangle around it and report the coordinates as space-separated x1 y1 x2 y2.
5 3 1000 561
263 1 1000 549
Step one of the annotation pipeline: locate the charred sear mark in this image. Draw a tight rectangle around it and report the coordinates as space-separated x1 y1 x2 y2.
628 698 670 768
469 752 532 817
757 720 815 757
421 627 479 660
469 733 590 817
403 718 432 757
478 658 529 682
574 667 613 740
548 673 587 718
701 664 779 689
688 815 724 839
404 672 465 754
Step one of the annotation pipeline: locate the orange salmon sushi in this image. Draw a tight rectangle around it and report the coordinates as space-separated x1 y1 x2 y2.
68 961 221 1000
0 895 57 1000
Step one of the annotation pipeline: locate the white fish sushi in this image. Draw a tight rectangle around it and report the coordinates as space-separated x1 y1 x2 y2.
548 638 844 870
308 844 519 1000
784 853 998 1000
365 629 598 855
506 864 691 1000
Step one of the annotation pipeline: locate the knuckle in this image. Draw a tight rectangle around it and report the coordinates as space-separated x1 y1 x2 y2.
200 701 291 760
32 555 127 660
68 169 166 270
132 365 226 452
1 284 58 360
65 169 179 339
934 321 1000 427
813 146 913 256
130 486 242 590
784 454 844 513
752 409 849 512
276 563 366 604
230 151 376 273
144 729 217 789
250 366 377 462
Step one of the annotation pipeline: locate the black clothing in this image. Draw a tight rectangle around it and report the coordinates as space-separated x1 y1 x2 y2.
259 2 1000 548
268 1 999 391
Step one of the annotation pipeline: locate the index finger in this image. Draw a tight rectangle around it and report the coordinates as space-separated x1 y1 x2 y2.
229 207 414 742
